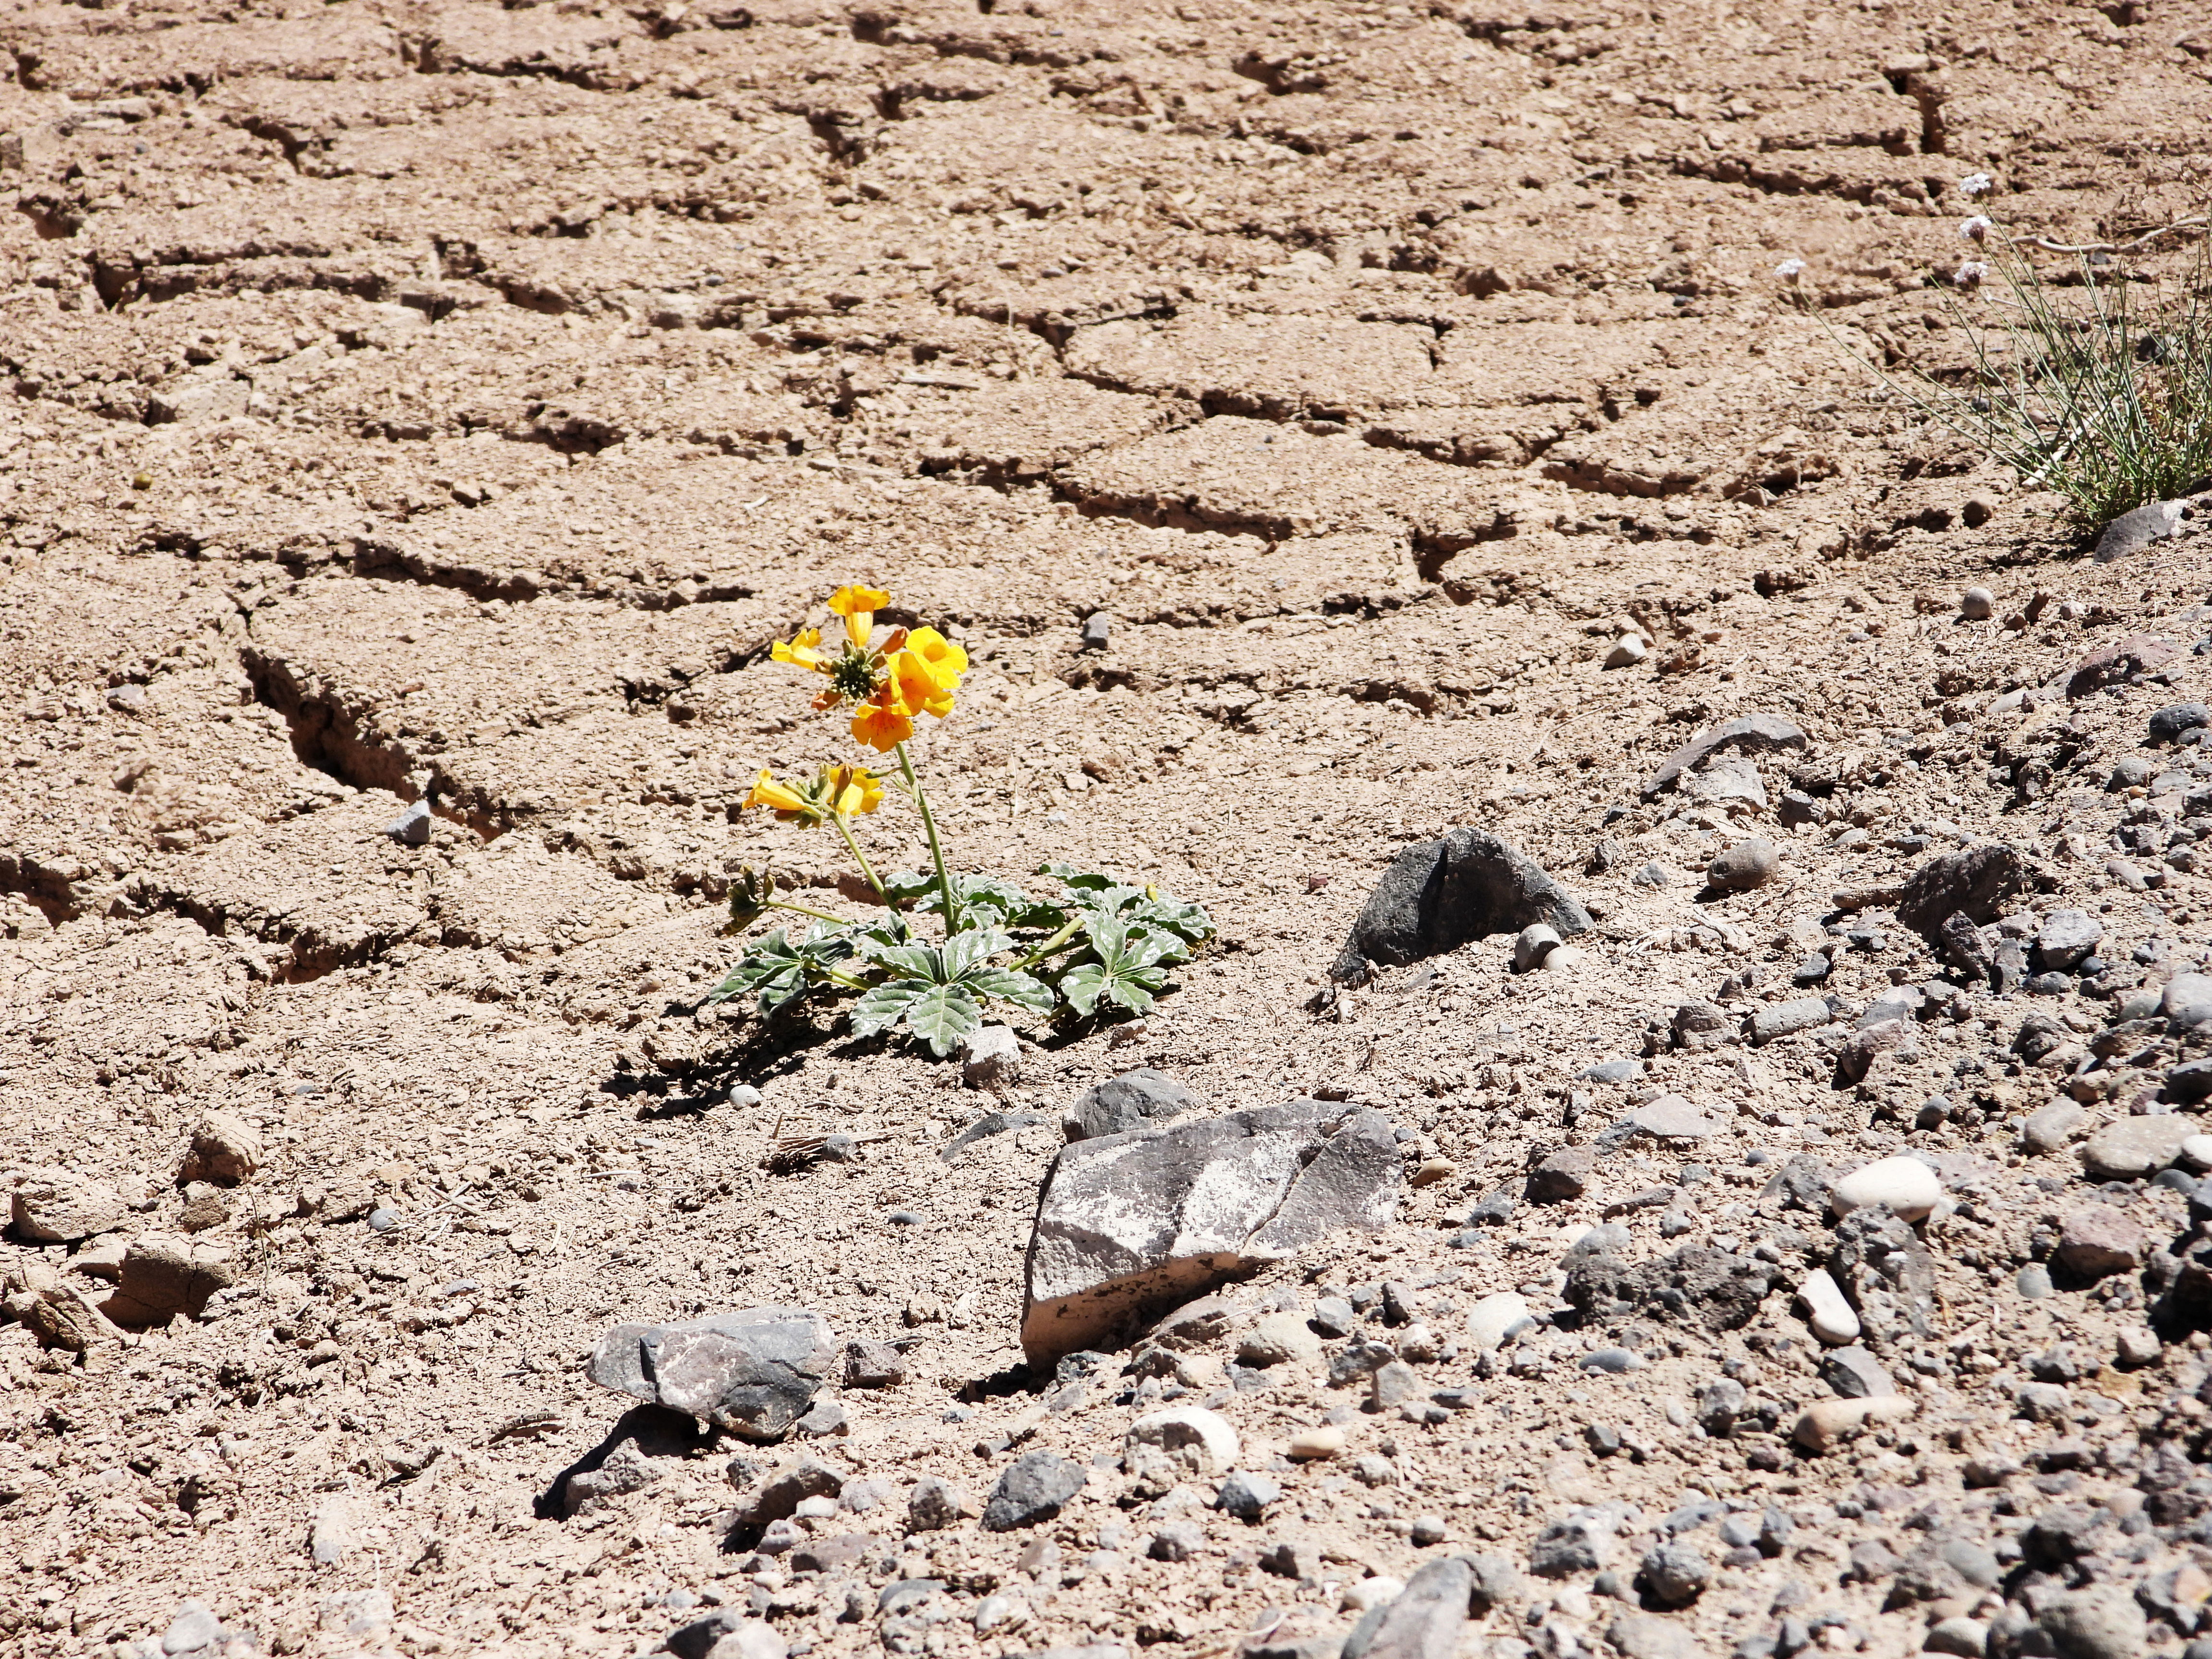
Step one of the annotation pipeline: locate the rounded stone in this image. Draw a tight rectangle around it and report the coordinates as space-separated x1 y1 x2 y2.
2081 1114 2195 1180
1466 1291 1533 1353
1126 1407 1239 1479
1604 634 1647 669
1960 587 1995 620
2039 1585 2149 1659
1794 1268 1861 1346
1514 924 1563 974
2016 1263 2054 1299
1286 1424 1347 1460
1707 838 1780 893
1827 1154 1942 1222
2182 1134 2212 1172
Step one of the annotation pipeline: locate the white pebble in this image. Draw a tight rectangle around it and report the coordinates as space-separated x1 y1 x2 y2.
1604 634 1647 669
1827 1154 1942 1222
2181 1134 2212 1173
1126 1407 1239 1477
1960 586 1995 620
1794 1268 1861 1346
1465 1291 1532 1352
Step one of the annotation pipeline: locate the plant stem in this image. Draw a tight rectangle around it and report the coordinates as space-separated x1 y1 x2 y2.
896 741 960 933
768 899 854 927
832 814 890 906
1009 914 1085 972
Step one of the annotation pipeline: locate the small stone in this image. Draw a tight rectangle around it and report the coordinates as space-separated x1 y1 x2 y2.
2169 1060 2212 1102
2115 1326 2162 1368
179 1111 264 1186
1527 1146 1595 1203
1579 1347 1644 1374
2035 910 2103 972
9 1172 126 1243
2183 1133 2212 1171
1126 1407 1239 1479
1791 1395 1916 1452
1791 954 1832 986
1960 587 1995 620
1238 1310 1325 1369
1604 634 1647 668
384 799 433 845
589 1307 834 1441
2055 1207 2146 1277
1060 1069 1201 1142
1465 1292 1532 1352
1634 862 1671 888
1150 1523 1204 1562
1530 1509 1616 1576
1310 1296 1356 1338
1369 1359 1422 1407
2081 1114 2194 1179
1827 1155 1941 1222
1286 1424 1347 1460
2166 971 2212 1027
2150 701 2212 742
107 1235 237 1324
907 1477 976 1533
1213 1470 1281 1521
1689 754 1768 811
162 1606 224 1655
1925 1618 1989 1658
844 1339 907 1389
1607 1613 1706 1659
961 1025 1023 1093
1707 838 1780 893
1816 1346 1897 1400
1795 1269 1861 1346
1081 612 1112 650
367 1206 400 1232
2016 1263 2054 1299
1409 1514 1448 1546
1514 923 1563 973
2017 1382 2072 1422
1639 1541 1712 1607
2022 1099 2089 1155
311 1494 358 1565
981 1452 1084 1531
1626 1094 1720 1142
1751 996 1835 1044
2038 1585 2149 1659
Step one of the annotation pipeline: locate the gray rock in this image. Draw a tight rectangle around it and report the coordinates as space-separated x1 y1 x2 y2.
1214 1470 1281 1520
1081 612 1112 650
1310 1296 1357 1337
1563 1244 1777 1333
1606 1612 1713 1659
1513 923 1563 973
384 799 433 846
2021 1099 2088 1155
1529 1508 1615 1576
1857 985 1923 1028
2151 701 2212 741
939 1109 1043 1163
1687 755 1768 811
2081 1114 2194 1179
843 1339 907 1388
2018 1382 2072 1422
1642 713 1809 798
2039 1585 2149 1659
1022 1098 1399 1364
1061 1070 1202 1142
1149 1523 1203 1562
1584 1058 1642 1084
1706 839 1779 893
906 1476 976 1532
1924 1618 1987 1658
2168 1058 2212 1102
2165 971 2212 1027
161 1605 225 1656
587 1306 834 1442
9 1172 125 1244
1895 843 2026 938
311 1493 357 1564
1639 1541 1711 1606
1830 1206 1935 1352
961 1025 1023 1093
724 1451 845 1523
2036 909 2103 972
1527 1146 1596 1202
1749 998 1833 1045
1331 828 1590 983
1816 1346 1896 1400
1939 911 1994 980
2017 1263 2054 1299
1340 1554 1469 1659
1370 1359 1422 1406
2110 754 2157 790
1696 1378 1746 1435
981 1451 1085 1531
2092 497 2186 563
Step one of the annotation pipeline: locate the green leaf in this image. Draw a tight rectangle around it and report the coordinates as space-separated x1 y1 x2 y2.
966 966 1055 1015
1101 962 1168 1013
1041 862 1115 892
904 983 984 1056
940 925 1009 981
1059 961 1109 1018
849 979 925 1039
860 938 940 980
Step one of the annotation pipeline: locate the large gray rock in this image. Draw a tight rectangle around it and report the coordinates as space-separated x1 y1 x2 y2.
1330 828 1588 983
1062 1070 1202 1142
1341 1554 1469 1659
1830 1207 1934 1354
1642 713 1807 798
1895 844 2025 939
1022 1099 1400 1363
980 1450 1085 1531
2035 909 2103 973
588 1307 833 1441
2092 497 2186 563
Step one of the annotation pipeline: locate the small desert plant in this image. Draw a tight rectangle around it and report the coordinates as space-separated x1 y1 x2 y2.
705 585 1214 1054
1790 179 2212 526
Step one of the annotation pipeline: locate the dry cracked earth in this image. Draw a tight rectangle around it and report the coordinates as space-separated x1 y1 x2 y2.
11 1 2212 1658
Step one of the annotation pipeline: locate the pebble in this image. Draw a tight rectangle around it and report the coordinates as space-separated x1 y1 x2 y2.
1527 1146 1595 1202
2055 1207 2146 1276
980 1453 1084 1531
2182 1134 2212 1172
1816 1346 1896 1400
1604 634 1647 668
1514 923 1563 973
1310 1297 1356 1338
2164 971 2212 1026
1960 587 1995 620
1286 1424 1347 1460
2022 1098 2088 1155
1791 954 1831 986
1795 1269 1861 1346
2016 1263 2054 1299
384 799 433 845
367 1207 400 1233
1750 997 1831 1044
1238 1310 1324 1370
1626 1095 1719 1142
2081 1114 2195 1179
2150 701 2212 742
1639 1542 1711 1606
1925 1618 1988 1658
1827 1154 1941 1222
1706 838 1780 893
960 1025 1023 1093
1342 1575 1405 1612
1214 1470 1281 1520
1579 1347 1644 1374
2039 1585 2149 1659
1465 1292 1532 1352
1791 1395 1916 1452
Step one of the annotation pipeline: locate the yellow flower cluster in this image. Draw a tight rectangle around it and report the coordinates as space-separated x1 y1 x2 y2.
769 584 969 753
741 763 883 826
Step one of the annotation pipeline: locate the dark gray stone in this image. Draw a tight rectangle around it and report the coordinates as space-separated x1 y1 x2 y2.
906 1476 974 1532
1830 1207 1935 1354
2093 498 2185 564
1816 1346 1896 1400
981 1452 1085 1531
1563 1245 1777 1333
1938 911 1993 981
1060 1070 1202 1143
1895 844 2026 938
1340 1554 1470 1659
588 1307 834 1442
2151 702 2212 741
384 799 433 846
2169 1058 2212 1102
723 1452 846 1525
843 1339 907 1389
1214 1470 1281 1521
1330 828 1590 983
1022 1099 1400 1364
1583 1059 1641 1084
1642 713 1809 798
1639 1541 1712 1606
1529 1508 1616 1577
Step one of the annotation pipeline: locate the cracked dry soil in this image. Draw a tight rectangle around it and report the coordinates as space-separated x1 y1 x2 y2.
10 1 2212 1658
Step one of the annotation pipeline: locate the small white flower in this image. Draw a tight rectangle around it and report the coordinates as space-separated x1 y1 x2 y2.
1773 258 1806 282
1959 215 1992 243
1956 260 1989 288
1958 171 1994 198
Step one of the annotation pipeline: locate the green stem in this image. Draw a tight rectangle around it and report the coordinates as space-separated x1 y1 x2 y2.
768 898 853 927
1008 914 1085 972
831 814 890 905
897 741 960 933
813 966 869 991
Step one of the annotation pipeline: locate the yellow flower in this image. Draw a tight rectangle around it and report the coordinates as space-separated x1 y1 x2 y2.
827 584 890 650
850 686 915 752
771 626 831 675
826 765 882 818
904 625 969 687
743 769 813 821
887 649 956 721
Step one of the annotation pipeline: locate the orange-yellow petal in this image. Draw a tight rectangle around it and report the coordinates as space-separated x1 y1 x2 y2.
742 769 809 817
771 628 830 673
829 765 883 817
889 650 957 720
850 689 914 752
905 626 968 685
828 585 890 650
